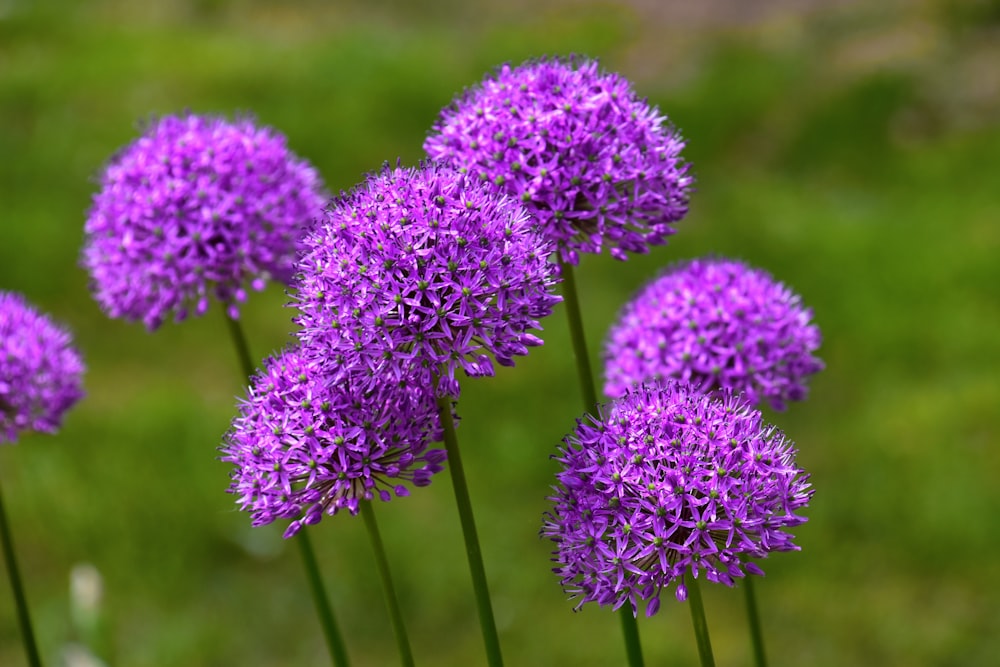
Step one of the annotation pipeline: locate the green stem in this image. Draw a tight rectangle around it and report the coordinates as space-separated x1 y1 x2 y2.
686 574 716 667
297 529 351 667
221 306 350 667
360 502 415 667
0 480 43 667
558 258 599 411
743 574 768 667
559 258 645 667
436 393 504 667
221 306 256 380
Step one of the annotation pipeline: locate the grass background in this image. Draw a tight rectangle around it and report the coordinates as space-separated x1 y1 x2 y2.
1 0 999 665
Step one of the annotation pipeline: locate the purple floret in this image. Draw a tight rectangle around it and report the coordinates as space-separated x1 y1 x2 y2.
604 257 824 411
542 381 812 616
1 291 85 443
83 113 327 330
425 56 692 264
293 162 561 398
221 345 448 537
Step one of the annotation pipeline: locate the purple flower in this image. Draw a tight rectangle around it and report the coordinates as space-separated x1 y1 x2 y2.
293 162 561 398
221 345 448 538
425 56 692 264
604 258 824 411
1 291 85 443
83 113 327 330
542 381 812 616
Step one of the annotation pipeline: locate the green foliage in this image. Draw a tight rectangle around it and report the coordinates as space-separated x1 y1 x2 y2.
1 1 997 665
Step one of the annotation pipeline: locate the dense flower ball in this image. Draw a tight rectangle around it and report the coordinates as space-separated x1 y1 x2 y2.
425 56 692 264
604 258 824 411
83 113 327 329
1 291 85 443
542 381 812 616
293 162 561 397
221 345 448 538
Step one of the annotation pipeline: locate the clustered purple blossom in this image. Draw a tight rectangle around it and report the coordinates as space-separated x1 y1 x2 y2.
1 291 85 444
220 345 447 538
83 113 327 330
293 162 562 398
425 56 692 264
604 257 824 411
542 381 812 616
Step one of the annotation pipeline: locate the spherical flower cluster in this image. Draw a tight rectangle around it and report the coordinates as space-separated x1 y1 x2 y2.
1 291 85 443
293 162 561 398
83 113 327 330
542 381 812 616
221 345 448 538
604 258 824 411
425 56 692 264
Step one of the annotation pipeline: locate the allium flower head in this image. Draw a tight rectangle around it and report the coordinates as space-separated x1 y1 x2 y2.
221 345 447 538
1 291 85 443
425 56 692 264
542 381 812 616
83 113 327 330
605 258 824 411
294 162 561 397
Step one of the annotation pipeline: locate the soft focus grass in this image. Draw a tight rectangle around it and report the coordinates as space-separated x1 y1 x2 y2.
1 1 999 665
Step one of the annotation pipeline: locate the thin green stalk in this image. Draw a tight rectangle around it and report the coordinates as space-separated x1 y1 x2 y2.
559 258 645 667
0 481 43 667
435 393 504 667
221 307 256 380
617 608 645 667
743 575 768 667
686 574 716 667
558 258 599 411
222 307 350 667
297 529 351 667
360 502 415 667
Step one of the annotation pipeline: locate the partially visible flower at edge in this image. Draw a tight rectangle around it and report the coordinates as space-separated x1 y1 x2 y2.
221 344 448 538
604 257 824 411
293 161 562 398
83 112 327 330
542 380 812 616
1 291 85 444
425 55 692 265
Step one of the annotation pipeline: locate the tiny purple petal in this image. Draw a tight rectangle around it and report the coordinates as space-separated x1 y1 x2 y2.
645 596 661 618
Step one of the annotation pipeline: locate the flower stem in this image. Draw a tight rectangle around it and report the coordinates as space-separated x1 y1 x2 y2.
360 502 415 667
221 306 350 667
559 258 645 667
221 306 256 380
686 574 716 667
296 528 352 667
558 258 599 411
0 480 43 667
743 574 768 667
435 393 504 667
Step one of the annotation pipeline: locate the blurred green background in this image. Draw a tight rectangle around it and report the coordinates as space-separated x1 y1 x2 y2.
2 0 998 665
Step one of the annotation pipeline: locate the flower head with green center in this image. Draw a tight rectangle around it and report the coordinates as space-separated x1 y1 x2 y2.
221 345 448 538
83 113 327 329
425 56 692 264
1 291 85 443
293 161 561 398
605 257 824 411
542 380 812 616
